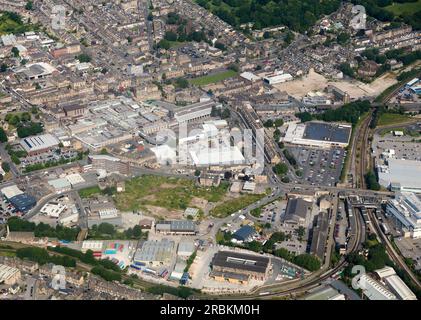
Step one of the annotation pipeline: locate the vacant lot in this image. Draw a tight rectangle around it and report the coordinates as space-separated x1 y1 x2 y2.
189 70 237 86
210 193 267 218
114 175 229 212
386 0 421 15
378 113 411 127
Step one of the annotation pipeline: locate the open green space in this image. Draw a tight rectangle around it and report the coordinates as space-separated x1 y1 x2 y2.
113 175 229 212
188 70 237 86
377 113 411 126
385 0 421 16
0 11 35 35
210 193 267 218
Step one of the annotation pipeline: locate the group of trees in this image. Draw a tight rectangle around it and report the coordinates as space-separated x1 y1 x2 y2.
91 265 122 282
365 170 381 190
5 112 43 138
88 222 146 240
8 217 80 241
273 162 288 176
263 118 284 128
296 100 371 126
210 105 230 119
48 246 121 273
196 0 341 32
16 247 76 267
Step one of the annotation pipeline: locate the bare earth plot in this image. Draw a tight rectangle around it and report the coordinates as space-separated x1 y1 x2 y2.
273 69 397 99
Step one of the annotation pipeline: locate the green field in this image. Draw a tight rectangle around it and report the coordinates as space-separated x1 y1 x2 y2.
78 186 103 198
377 113 411 126
114 175 229 212
188 70 238 86
385 0 421 15
210 193 267 218
0 12 34 35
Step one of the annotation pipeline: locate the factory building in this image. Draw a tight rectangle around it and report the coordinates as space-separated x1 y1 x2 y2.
386 192 421 239
282 198 313 227
263 72 293 85
1 185 36 213
173 100 216 124
357 274 397 300
155 220 197 235
0 264 21 285
375 266 417 300
87 155 130 175
133 239 175 267
20 133 60 156
378 159 421 193
283 121 351 149
210 251 270 282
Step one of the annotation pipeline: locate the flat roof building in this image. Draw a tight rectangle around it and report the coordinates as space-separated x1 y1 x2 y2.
386 192 421 239
283 122 351 148
20 134 60 156
283 198 312 226
174 100 215 124
211 250 270 281
378 159 421 193
133 239 175 267
0 264 21 285
9 194 36 213
1 185 24 200
155 220 197 235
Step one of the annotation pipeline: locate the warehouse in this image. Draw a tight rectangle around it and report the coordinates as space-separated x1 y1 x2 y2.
386 192 421 239
133 239 175 267
263 72 293 85
210 251 270 281
48 178 72 193
174 100 216 124
189 146 245 167
0 264 21 285
1 185 24 200
283 122 351 149
20 133 60 156
9 194 36 213
283 198 313 227
155 220 197 235
375 266 417 300
232 225 256 243
357 274 397 300
40 202 67 218
177 240 195 258
378 159 421 193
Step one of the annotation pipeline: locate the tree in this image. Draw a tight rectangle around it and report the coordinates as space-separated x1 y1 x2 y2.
11 47 20 58
273 163 288 175
274 118 284 127
174 77 189 89
76 53 91 63
337 32 350 45
0 128 8 143
2 162 10 173
264 119 274 128
0 63 7 73
194 169 201 177
158 39 171 50
228 63 239 72
221 108 231 119
100 148 108 155
25 1 34 10
164 31 178 42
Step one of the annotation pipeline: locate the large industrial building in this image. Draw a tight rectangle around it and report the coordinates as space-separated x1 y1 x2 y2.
282 121 351 148
87 154 130 175
386 192 421 239
375 266 417 300
174 100 216 124
282 198 313 227
20 133 60 156
210 251 270 283
155 220 197 235
0 264 21 285
1 185 36 213
357 274 397 300
378 159 421 193
133 239 175 267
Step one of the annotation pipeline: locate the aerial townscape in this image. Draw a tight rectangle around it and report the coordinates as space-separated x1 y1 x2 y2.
0 0 420 303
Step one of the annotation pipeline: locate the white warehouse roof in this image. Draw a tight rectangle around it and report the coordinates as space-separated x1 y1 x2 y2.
384 274 417 300
20 134 60 153
1 185 24 199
